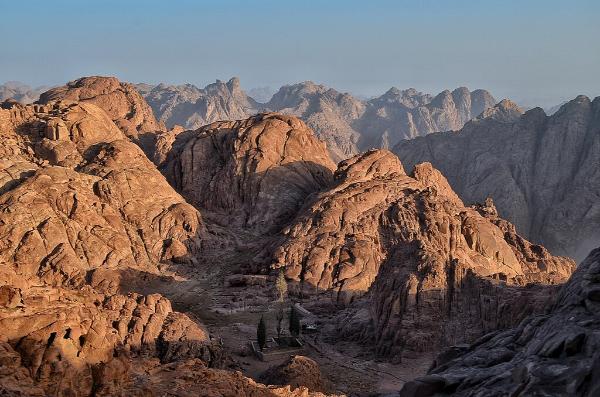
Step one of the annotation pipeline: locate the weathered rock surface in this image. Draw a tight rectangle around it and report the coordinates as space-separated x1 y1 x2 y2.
271 150 574 359
112 358 339 397
394 96 600 260
38 76 165 140
260 355 332 393
0 100 218 396
137 79 496 162
400 246 600 397
159 113 336 234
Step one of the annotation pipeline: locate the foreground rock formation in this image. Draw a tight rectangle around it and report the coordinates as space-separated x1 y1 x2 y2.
0 100 220 395
137 79 496 161
395 96 600 260
38 76 165 141
401 246 600 396
159 113 336 234
271 150 575 359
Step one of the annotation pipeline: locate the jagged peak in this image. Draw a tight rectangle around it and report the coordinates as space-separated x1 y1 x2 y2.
475 98 523 122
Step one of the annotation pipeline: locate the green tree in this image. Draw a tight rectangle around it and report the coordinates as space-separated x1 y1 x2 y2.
289 305 301 336
257 316 267 350
275 270 288 302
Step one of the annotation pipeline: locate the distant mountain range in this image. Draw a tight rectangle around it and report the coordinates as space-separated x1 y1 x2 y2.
0 81 50 104
133 78 497 161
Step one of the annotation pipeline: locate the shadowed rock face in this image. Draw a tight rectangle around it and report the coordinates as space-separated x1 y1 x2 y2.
271 149 574 359
159 112 337 234
38 76 165 140
400 247 600 397
0 101 217 396
394 96 600 260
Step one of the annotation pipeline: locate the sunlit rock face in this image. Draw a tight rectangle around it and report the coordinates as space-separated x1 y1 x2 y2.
271 149 574 359
159 112 337 234
0 100 219 396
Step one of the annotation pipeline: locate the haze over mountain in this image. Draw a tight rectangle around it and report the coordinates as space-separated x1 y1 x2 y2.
395 96 600 261
0 81 48 104
136 78 496 161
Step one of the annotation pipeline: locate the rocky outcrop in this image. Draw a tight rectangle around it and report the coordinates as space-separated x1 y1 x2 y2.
0 287 220 396
400 246 600 397
260 355 332 393
271 150 574 359
160 113 337 234
38 76 165 140
108 358 339 397
394 96 600 260
0 100 215 396
138 77 259 130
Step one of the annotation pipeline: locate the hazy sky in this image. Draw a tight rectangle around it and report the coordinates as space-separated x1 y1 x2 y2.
1 0 599 107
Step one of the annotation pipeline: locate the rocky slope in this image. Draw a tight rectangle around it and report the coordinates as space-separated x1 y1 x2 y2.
158 113 337 234
394 96 600 260
271 149 575 359
0 100 221 395
400 246 600 396
138 77 259 131
137 79 496 162
38 76 165 141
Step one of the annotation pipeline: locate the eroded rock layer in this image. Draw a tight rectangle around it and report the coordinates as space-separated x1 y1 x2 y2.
271 150 574 358
400 247 600 397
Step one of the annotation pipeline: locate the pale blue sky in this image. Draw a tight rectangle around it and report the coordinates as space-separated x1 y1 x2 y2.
1 0 598 106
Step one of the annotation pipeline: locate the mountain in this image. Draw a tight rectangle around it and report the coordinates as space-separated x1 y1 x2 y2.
400 246 600 396
394 96 600 260
38 76 165 140
138 77 259 130
136 79 497 162
265 81 366 161
158 112 336 235
270 149 574 360
0 81 48 103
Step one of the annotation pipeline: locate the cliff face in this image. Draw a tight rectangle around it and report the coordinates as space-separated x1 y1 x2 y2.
394 96 600 260
158 113 336 235
400 246 600 397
